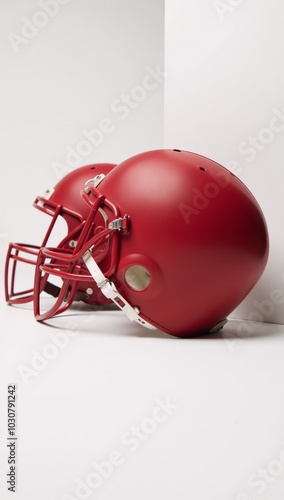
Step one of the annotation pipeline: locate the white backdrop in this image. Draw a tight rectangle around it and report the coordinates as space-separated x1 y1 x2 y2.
1 0 283 323
165 0 284 324
1 3 284 500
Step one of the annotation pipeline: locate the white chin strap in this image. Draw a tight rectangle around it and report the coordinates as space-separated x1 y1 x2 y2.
83 249 156 330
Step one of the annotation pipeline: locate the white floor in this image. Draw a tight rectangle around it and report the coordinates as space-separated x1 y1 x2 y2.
1 296 284 500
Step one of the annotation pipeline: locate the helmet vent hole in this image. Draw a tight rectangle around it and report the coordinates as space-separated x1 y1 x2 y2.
199 167 206 171
90 166 96 170
125 265 151 291
173 149 181 152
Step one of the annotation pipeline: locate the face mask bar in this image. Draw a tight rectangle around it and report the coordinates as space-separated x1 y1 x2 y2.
4 195 85 305
33 183 156 330
5 243 41 304
33 226 115 320
33 189 120 320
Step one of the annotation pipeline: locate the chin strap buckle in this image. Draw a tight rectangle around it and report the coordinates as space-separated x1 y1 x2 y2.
82 250 156 330
84 174 106 193
108 216 129 232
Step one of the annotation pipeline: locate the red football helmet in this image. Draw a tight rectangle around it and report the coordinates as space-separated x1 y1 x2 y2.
5 163 116 309
33 149 269 336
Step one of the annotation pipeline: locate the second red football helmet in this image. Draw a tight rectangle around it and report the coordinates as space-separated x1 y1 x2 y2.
5 163 116 310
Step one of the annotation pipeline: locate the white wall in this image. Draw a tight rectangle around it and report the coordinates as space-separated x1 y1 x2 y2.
0 0 164 246
165 0 284 324
1 0 283 325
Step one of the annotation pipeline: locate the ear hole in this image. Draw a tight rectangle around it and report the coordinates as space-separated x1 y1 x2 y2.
125 265 151 291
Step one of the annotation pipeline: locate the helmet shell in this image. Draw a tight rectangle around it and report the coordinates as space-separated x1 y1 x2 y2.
98 149 268 336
